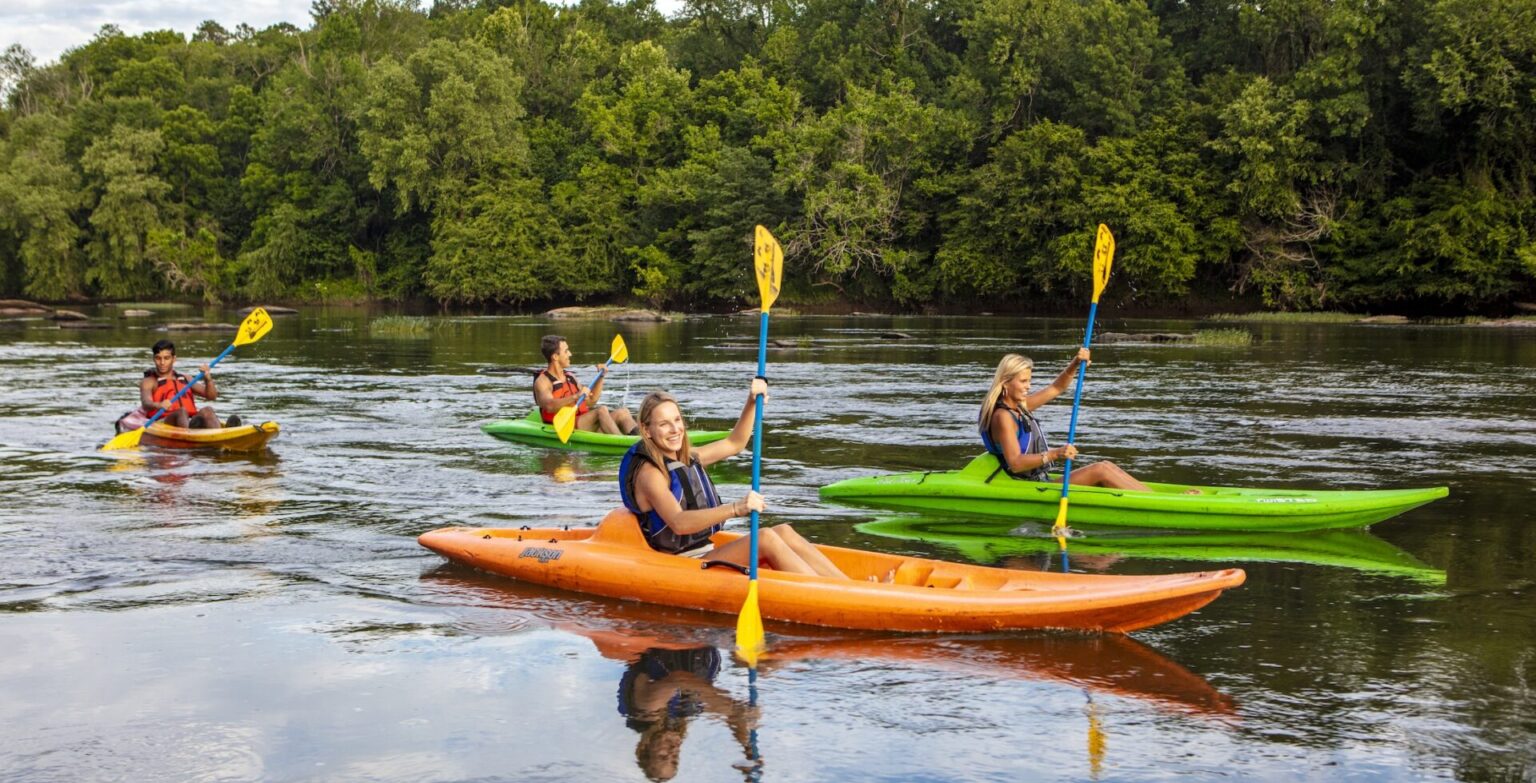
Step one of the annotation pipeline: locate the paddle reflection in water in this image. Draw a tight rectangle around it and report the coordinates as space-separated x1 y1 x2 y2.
858 515 1447 583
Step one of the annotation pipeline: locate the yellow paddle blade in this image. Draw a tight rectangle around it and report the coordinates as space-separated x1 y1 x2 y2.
234 307 274 347
552 404 578 443
735 580 765 666
610 333 628 364
1052 497 1070 550
101 426 146 452
754 225 783 313
1091 224 1116 303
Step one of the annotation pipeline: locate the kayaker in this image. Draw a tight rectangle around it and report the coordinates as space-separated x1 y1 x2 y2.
139 339 231 430
534 334 638 435
620 382 848 578
980 350 1182 491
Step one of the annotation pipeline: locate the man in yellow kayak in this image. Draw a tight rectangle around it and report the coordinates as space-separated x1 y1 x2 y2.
138 339 233 430
534 334 638 435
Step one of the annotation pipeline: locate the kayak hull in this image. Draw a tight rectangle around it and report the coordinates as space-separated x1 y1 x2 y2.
419 509 1245 634
820 454 1448 532
140 421 280 452
482 411 729 454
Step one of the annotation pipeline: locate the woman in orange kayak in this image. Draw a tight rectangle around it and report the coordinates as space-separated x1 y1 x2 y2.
980 349 1167 491
619 380 847 577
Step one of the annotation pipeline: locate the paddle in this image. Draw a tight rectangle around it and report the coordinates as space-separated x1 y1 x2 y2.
735 224 782 666
552 334 629 443
1051 224 1116 552
102 307 274 451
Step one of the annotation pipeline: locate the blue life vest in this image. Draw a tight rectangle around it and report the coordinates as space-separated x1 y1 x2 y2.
979 403 1052 481
619 442 723 554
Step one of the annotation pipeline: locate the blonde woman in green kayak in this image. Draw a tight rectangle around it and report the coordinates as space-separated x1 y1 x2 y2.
980 350 1173 491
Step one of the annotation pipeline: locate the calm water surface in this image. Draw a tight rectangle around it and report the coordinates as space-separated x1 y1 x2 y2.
1 308 1533 782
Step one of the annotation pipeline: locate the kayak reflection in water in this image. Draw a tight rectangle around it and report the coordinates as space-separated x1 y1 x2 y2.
621 380 848 577
617 645 758 781
980 351 1198 493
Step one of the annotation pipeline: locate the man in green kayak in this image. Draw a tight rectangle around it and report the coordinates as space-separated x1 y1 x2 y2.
980 350 1192 491
534 334 639 435
138 339 232 430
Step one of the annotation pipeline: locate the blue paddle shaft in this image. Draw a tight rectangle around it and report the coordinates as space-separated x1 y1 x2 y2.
749 312 768 581
1057 300 1101 500
139 343 237 429
567 357 616 411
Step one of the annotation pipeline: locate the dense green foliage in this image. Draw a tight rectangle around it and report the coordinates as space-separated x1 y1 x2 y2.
2 0 1533 311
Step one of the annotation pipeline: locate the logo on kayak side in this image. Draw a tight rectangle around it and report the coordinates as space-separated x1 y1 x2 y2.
520 546 563 563
1254 497 1319 504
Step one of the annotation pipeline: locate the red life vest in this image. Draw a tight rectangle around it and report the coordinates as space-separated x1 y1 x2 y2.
145 369 198 416
538 369 589 423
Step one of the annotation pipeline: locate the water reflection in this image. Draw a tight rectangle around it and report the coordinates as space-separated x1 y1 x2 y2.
858 515 1447 583
605 641 758 781
423 564 1238 720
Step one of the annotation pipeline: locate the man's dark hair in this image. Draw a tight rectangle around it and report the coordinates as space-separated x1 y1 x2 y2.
540 334 566 361
151 339 176 355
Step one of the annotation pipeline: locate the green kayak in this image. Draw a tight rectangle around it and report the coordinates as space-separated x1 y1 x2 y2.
481 411 730 455
820 453 1448 532
857 516 1446 583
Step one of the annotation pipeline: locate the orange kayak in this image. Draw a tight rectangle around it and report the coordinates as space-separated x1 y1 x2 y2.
140 420 280 451
418 509 1246 634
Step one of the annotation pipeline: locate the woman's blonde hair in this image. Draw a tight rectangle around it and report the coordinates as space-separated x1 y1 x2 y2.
636 390 691 468
978 353 1034 433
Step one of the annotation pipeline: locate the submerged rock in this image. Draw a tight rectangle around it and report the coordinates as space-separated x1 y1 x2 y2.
610 309 670 322
1098 332 1195 343
121 309 153 318
240 305 299 316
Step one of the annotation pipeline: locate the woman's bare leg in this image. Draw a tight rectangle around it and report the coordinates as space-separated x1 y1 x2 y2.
1069 461 1152 492
768 525 847 579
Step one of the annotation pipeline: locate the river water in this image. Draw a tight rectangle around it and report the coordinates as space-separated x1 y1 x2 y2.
1 308 1532 782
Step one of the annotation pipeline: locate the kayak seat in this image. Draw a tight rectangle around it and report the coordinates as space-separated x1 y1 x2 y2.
592 508 649 548
892 562 933 586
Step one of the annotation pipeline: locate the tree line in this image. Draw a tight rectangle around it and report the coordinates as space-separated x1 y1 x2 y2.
1 0 1532 312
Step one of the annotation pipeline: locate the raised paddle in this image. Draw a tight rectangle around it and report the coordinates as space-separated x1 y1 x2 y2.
1051 224 1116 552
102 307 274 451
735 224 782 666
551 334 630 443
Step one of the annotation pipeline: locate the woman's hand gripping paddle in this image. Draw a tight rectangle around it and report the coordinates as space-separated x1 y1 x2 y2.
102 307 274 451
1052 225 1116 553
736 225 782 666
552 334 629 443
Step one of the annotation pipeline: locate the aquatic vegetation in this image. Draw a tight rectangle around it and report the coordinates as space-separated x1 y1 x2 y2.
368 315 432 336
1205 312 1359 323
1194 328 1254 346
